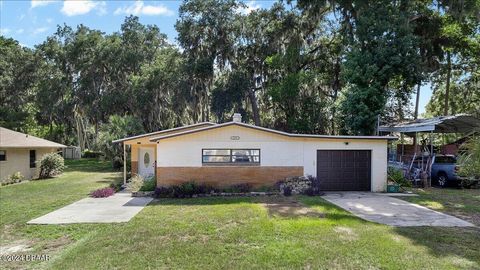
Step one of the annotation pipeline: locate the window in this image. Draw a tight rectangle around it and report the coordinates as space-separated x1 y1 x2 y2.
30 150 36 168
435 156 456 164
144 152 150 167
202 149 260 164
0 150 6 161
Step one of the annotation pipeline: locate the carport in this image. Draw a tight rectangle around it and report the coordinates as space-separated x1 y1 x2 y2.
379 114 480 186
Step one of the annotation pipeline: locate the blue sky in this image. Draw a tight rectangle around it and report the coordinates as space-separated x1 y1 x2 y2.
0 0 432 114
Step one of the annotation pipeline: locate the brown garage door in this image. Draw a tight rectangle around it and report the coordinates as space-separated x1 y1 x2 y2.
316 150 371 191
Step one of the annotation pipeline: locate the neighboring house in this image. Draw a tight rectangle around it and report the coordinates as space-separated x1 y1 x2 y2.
0 127 66 181
114 114 395 192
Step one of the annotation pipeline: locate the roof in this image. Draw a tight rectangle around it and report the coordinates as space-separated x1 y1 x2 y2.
112 122 216 143
0 127 67 148
149 121 397 141
379 115 480 133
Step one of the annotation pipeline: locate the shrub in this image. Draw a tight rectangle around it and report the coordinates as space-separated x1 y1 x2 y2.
254 185 277 192
126 174 144 192
39 153 65 179
302 175 321 196
109 180 123 192
112 156 123 170
82 149 104 159
90 187 115 198
233 183 252 193
387 167 411 187
140 177 156 191
1 172 25 186
154 186 174 198
457 138 480 180
303 187 317 196
171 181 214 198
283 186 292 196
172 181 198 198
220 183 252 193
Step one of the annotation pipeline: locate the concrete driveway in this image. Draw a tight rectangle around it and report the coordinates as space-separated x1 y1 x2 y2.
322 192 474 227
28 192 152 224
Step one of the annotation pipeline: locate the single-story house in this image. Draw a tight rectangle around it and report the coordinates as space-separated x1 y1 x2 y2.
114 114 395 192
0 127 66 181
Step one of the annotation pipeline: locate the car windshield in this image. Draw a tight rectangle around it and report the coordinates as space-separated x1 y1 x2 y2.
435 156 456 163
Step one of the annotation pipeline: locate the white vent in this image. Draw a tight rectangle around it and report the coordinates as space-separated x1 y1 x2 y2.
232 113 242 123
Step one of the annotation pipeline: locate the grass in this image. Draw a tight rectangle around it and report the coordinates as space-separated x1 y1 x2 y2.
0 159 122 269
401 188 480 226
1 160 479 269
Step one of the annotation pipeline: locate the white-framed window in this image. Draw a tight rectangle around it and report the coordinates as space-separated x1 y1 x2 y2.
202 149 260 164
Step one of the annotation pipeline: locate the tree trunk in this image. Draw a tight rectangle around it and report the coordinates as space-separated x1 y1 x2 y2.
331 59 341 134
248 88 261 126
444 51 451 116
414 82 421 119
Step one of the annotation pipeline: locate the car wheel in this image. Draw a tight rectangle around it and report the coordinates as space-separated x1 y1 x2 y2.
437 173 448 188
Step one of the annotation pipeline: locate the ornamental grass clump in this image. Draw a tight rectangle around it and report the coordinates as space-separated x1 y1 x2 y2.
90 187 115 198
127 174 145 192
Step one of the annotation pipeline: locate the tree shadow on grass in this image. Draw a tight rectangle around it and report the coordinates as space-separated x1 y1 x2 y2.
395 226 480 267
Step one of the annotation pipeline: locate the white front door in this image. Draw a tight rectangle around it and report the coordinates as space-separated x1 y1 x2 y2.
138 147 155 178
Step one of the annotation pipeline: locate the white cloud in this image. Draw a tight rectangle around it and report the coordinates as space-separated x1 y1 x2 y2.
114 1 174 16
237 1 260 15
46 18 53 23
0 28 11 35
33 27 49 34
31 0 57 8
17 29 25 34
61 0 106 16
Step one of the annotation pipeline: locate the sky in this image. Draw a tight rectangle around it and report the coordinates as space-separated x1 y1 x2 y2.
0 0 432 115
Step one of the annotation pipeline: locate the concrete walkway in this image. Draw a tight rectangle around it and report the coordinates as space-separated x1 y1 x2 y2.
322 192 474 227
28 192 153 224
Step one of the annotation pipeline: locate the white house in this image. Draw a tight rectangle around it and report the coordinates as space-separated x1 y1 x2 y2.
114 114 395 192
0 127 66 181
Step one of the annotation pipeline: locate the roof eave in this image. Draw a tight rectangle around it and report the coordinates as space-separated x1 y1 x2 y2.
112 122 216 143
149 122 398 141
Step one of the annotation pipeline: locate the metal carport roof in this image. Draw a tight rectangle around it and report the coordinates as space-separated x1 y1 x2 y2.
379 115 480 134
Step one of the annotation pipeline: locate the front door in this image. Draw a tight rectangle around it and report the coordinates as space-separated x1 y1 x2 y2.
138 147 155 178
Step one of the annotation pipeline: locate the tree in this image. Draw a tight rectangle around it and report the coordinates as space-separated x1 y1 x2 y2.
97 115 145 159
338 1 421 135
176 0 242 122
0 37 37 130
131 47 188 131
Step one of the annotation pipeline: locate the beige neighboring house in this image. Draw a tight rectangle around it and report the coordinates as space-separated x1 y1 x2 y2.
114 113 396 192
0 127 66 181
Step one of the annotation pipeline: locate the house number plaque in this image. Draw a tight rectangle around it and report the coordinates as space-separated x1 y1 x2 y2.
230 136 240 140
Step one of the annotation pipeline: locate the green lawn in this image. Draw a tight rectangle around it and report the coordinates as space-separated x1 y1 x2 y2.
400 188 480 226
1 160 479 269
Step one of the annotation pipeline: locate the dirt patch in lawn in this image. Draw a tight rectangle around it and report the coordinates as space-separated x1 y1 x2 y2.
0 240 34 255
259 196 325 218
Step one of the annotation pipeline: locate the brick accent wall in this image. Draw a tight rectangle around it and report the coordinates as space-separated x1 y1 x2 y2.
131 161 138 175
156 166 303 187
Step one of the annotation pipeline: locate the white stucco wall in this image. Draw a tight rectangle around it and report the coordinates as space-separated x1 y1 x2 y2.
0 148 58 181
155 125 388 192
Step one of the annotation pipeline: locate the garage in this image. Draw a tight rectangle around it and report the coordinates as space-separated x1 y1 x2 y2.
317 150 371 191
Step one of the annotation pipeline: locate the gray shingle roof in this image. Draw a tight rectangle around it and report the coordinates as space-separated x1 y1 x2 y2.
0 127 67 148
